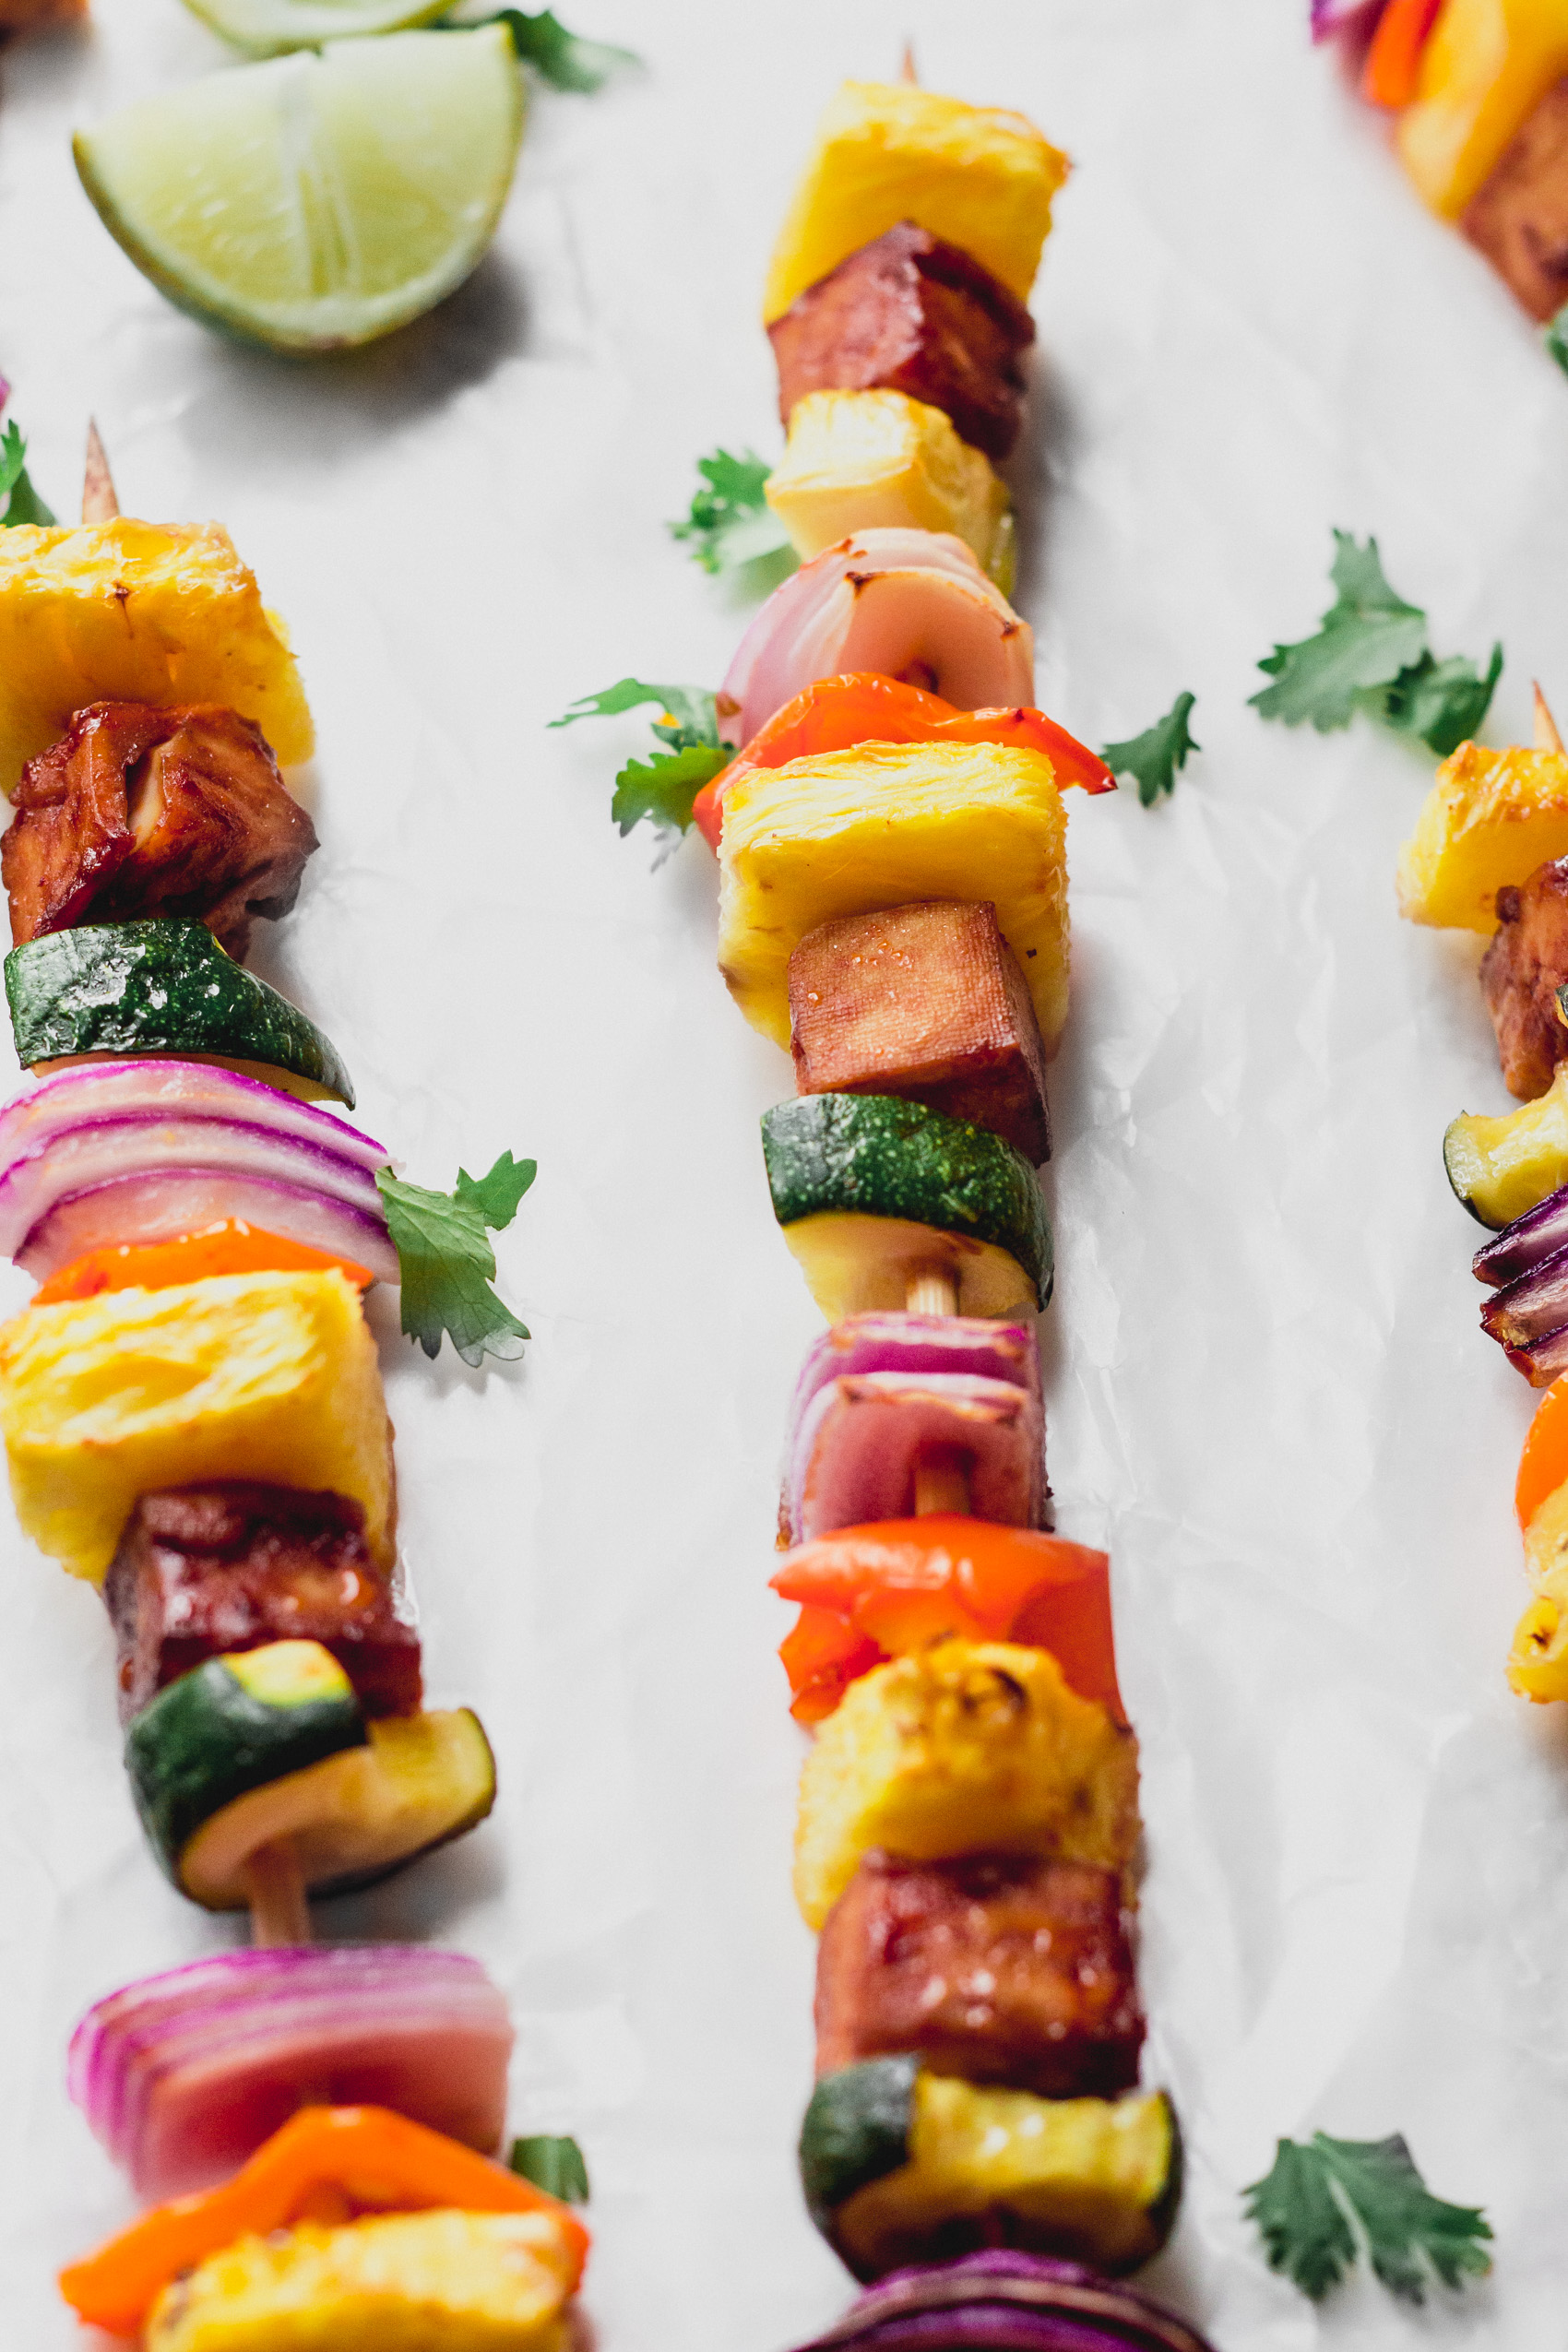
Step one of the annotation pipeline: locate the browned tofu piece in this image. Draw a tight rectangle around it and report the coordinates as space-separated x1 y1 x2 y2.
0 0 87 32
815 1850 1144 2097
103 1482 422 1724
1462 76 1568 322
3 701 316 958
766 221 1035 462
789 899 1051 1163
1480 859 1568 1099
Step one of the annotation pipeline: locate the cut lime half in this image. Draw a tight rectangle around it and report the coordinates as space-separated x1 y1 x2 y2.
73 28 526 354
182 0 453 59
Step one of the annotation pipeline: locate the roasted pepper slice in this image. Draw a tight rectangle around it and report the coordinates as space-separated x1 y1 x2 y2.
33 1221 376 1304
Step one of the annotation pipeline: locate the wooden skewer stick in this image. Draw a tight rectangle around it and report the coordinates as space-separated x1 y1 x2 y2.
906 1264 972 1514
906 1265 956 1318
899 39 918 84
81 419 121 525
1535 682 1564 756
244 1839 312 1948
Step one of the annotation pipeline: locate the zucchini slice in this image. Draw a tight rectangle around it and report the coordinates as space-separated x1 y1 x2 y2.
762 1094 1051 1316
1444 1070 1568 1229
800 2058 1180 2282
179 1706 497 1910
6 921 355 1109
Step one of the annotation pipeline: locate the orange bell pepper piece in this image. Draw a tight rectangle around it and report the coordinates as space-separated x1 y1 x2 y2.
58 2105 589 2339
692 671 1115 849
1362 0 1443 107
771 1517 1124 1727
32 1220 376 1305
1516 1372 1568 1528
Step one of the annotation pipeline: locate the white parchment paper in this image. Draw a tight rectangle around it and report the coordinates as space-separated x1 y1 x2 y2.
2 0 1567 2342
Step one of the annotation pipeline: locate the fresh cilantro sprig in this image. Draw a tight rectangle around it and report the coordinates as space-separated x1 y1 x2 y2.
376 1152 536 1368
453 8 637 89
1252 531 1502 757
0 421 54 528
671 448 793 579
550 676 729 838
1102 691 1199 806
1244 2132 1491 2305
509 2134 590 2202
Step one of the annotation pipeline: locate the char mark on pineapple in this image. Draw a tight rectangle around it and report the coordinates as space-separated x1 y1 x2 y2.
1462 76 1568 322
768 220 1035 462
815 1850 1144 2098
1480 859 1568 1099
3 701 316 958
104 1481 421 1725
789 899 1051 1163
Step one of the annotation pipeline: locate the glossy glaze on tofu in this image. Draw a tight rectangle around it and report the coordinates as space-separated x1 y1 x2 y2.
104 1481 421 1724
3 701 316 957
789 899 1051 1163
767 221 1035 462
815 1849 1144 2098
1481 861 1568 1099
1463 77 1568 322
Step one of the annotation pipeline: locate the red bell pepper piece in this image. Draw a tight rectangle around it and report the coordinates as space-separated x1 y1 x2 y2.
1361 0 1443 107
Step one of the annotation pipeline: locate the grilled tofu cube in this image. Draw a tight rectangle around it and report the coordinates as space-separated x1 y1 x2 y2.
0 519 313 794
1479 859 1568 1098
1396 740 1568 932
764 391 1013 581
104 1480 421 1724
0 0 88 32
145 2206 578 2351
768 221 1035 462
763 82 1068 322
790 899 1051 1163
719 742 1069 1055
1463 74 1568 316
793 1638 1138 1930
815 1850 1144 2097
0 1269 393 1582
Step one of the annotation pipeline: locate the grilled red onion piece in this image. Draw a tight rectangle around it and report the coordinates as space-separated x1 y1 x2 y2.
1481 1246 1568 1348
785 1371 1043 1545
1504 1324 1568 1386
17 1170 398 1281
1473 1183 1568 1287
788 2251 1217 2352
790 1312 1039 1423
0 1059 387 1171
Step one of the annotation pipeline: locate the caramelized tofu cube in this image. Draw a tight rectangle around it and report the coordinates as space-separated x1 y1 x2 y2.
103 1481 421 1724
1480 859 1568 1099
4 701 316 958
789 899 1051 1163
815 1849 1144 2097
767 221 1035 462
1462 76 1568 322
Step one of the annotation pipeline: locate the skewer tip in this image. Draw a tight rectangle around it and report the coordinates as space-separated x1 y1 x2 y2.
899 38 918 83
82 417 121 526
1535 682 1565 756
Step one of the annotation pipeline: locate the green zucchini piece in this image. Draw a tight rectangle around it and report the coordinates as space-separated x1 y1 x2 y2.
762 1094 1051 1313
1444 1069 1568 1228
179 1705 498 1910
127 1640 367 1884
5 921 355 1109
799 2060 1180 2282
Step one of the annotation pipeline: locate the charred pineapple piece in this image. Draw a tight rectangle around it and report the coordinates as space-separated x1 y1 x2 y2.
789 899 1051 1163
792 1637 1138 1930
763 82 1068 322
1396 740 1568 932
0 520 313 794
764 391 1013 582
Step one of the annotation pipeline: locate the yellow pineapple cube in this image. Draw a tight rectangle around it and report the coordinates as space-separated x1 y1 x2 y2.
1396 740 1568 932
1397 0 1568 219
765 389 1013 582
0 518 314 792
792 1638 1138 1930
0 1269 392 1583
718 740 1069 1054
146 2207 577 2351
763 81 1069 322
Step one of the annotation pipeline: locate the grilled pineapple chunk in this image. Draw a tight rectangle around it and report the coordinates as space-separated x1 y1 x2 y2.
793 1639 1138 1930
718 742 1069 1055
145 2206 577 2350
1396 741 1568 932
763 82 1068 321
765 390 1013 582
0 519 313 792
0 1269 392 1583
1397 0 1568 219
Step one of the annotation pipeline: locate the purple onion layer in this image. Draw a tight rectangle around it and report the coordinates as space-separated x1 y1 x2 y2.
788 2252 1216 2352
1474 1183 1568 1288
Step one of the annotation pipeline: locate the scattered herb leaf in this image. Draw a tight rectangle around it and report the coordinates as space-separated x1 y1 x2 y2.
1102 691 1199 806
509 2133 590 2203
1251 531 1502 752
552 677 729 838
1547 302 1568 379
375 1152 536 1368
0 422 54 529
469 8 637 89
671 447 793 577
1244 2132 1491 2306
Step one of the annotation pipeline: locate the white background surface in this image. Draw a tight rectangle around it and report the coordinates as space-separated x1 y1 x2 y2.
0 0 1565 2343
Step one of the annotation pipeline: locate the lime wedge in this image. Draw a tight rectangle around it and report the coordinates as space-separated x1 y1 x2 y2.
182 0 453 59
73 28 525 353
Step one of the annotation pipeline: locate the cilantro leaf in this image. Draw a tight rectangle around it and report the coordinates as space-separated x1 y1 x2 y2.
476 9 637 89
1252 531 1428 731
1365 643 1503 758
611 742 728 837
509 2134 590 2203
376 1152 536 1368
1102 691 1199 806
0 422 54 529
1547 301 1568 378
671 448 793 578
551 677 719 751
1244 2132 1491 2306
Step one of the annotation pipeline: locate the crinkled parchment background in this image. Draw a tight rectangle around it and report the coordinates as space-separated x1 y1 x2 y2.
2 0 1567 2343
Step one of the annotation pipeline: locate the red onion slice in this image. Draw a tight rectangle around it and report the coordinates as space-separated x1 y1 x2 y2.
1473 1182 1568 1287
790 1313 1039 1428
17 1170 399 1282
0 1059 387 1171
69 1945 514 2198
790 2251 1217 2352
785 1371 1043 1545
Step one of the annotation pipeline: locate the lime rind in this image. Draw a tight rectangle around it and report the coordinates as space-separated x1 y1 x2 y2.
181 0 454 60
